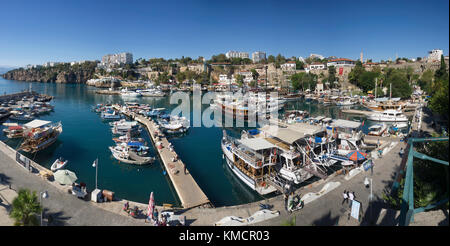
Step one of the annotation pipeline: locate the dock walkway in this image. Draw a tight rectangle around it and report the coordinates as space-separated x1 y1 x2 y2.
113 105 211 209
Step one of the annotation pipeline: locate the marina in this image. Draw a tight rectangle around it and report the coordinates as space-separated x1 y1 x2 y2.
0 78 415 207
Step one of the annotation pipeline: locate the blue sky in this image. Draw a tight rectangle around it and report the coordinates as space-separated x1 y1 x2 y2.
0 0 448 67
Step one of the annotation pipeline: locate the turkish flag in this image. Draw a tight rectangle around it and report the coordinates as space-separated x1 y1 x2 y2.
339 67 343 75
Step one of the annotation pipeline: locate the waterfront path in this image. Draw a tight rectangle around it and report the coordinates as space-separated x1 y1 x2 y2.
0 141 151 226
113 105 211 209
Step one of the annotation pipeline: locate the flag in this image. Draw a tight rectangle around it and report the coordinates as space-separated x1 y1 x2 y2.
361 120 365 127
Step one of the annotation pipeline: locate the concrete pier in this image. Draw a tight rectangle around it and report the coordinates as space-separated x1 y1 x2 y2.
341 109 374 116
113 104 211 209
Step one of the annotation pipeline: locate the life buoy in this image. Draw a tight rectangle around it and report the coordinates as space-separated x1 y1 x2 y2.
257 161 262 167
260 181 266 187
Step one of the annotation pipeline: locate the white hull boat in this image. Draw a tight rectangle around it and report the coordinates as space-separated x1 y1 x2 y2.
51 158 68 171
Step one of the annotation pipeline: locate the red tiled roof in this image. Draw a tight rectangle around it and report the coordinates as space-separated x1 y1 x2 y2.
311 62 324 65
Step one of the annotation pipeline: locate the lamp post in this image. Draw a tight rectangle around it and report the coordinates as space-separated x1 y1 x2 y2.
92 158 98 189
40 191 48 226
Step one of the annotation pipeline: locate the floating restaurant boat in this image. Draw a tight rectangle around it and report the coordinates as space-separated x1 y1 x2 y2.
19 120 62 153
221 117 338 194
326 119 365 157
50 157 68 171
368 109 408 122
363 97 405 112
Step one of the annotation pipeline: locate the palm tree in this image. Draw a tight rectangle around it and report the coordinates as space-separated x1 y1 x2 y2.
10 189 42 226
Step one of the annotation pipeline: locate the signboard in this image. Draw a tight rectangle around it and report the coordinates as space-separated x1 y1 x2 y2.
363 159 373 171
350 200 361 220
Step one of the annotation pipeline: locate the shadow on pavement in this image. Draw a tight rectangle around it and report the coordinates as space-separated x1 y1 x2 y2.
44 209 71 226
310 211 340 226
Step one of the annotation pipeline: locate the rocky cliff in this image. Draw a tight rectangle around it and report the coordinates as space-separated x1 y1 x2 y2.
2 62 97 83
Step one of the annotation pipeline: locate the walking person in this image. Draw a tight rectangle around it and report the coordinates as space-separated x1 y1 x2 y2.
348 191 354 208
342 190 349 205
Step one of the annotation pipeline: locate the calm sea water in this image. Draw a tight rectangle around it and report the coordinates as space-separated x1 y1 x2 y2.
0 77 375 207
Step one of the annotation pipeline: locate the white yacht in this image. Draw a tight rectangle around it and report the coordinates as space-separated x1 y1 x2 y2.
120 88 142 98
368 109 408 122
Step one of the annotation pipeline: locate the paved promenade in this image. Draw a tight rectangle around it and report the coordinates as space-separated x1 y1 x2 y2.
0 143 146 226
114 105 211 209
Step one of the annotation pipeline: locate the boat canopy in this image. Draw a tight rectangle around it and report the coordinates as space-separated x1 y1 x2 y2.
24 119 51 128
238 138 276 151
260 126 311 144
331 119 361 129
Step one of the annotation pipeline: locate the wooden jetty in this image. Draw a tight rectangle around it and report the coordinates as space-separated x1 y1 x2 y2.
113 105 211 209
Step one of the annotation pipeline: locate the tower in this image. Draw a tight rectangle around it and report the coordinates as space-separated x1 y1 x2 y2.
360 50 363 63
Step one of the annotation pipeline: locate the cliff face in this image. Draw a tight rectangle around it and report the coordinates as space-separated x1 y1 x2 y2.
2 63 96 83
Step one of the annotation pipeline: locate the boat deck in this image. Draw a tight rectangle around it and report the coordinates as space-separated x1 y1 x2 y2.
113 105 211 209
264 137 291 151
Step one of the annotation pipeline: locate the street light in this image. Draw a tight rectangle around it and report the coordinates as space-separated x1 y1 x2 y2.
40 190 48 226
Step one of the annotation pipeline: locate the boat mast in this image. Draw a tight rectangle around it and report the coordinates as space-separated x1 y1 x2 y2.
389 83 392 100
375 77 377 99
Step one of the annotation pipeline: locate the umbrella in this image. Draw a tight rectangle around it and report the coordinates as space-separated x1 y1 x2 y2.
346 151 367 162
54 169 77 185
147 192 154 219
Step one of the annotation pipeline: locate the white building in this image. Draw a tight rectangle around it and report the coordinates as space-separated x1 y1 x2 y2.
226 51 249 59
234 71 253 83
309 53 324 60
281 61 296 71
219 74 230 84
305 62 326 73
427 49 443 63
252 51 266 63
327 58 355 67
298 56 305 62
43 62 63 67
101 52 133 67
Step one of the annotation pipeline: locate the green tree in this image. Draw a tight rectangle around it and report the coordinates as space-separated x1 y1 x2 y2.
418 69 434 94
267 55 276 64
328 65 336 88
251 69 259 84
384 69 412 99
290 73 305 91
296 60 304 70
235 74 244 87
10 189 42 226
348 61 365 85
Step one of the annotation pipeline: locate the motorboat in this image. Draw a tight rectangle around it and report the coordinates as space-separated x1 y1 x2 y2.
120 88 142 98
101 109 121 120
136 89 166 97
368 123 387 136
157 115 190 134
51 157 68 171
368 109 408 122
109 144 155 165
9 112 35 122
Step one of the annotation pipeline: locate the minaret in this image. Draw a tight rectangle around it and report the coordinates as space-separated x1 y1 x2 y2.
360 50 363 63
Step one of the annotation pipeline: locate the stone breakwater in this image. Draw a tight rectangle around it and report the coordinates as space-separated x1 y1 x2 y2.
2 67 95 83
